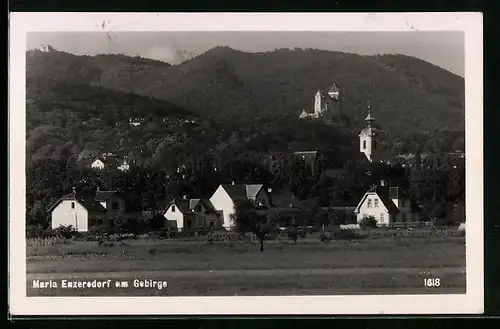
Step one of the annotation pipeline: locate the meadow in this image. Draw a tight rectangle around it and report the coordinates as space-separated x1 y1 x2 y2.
26 231 466 296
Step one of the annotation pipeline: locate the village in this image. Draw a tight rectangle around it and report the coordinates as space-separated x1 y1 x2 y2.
46 84 466 238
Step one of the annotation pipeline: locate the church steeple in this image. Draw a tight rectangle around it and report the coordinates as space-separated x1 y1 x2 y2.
364 101 375 126
359 100 380 162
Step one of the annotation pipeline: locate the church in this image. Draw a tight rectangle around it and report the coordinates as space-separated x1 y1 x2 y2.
358 103 387 163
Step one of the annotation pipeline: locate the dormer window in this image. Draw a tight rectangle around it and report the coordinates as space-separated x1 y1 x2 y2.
367 199 372 208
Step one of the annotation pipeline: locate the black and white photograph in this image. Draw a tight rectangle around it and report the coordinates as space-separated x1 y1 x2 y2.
9 12 483 315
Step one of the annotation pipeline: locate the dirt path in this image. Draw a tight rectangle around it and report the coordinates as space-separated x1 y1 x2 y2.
26 266 465 280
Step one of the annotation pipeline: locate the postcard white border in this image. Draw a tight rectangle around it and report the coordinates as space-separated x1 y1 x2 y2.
9 12 483 315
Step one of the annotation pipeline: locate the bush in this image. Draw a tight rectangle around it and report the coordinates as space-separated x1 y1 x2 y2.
52 225 79 239
359 216 378 230
333 228 361 241
26 225 47 238
206 231 241 243
319 232 332 243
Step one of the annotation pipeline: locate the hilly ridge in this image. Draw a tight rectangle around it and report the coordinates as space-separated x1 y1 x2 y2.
26 46 465 136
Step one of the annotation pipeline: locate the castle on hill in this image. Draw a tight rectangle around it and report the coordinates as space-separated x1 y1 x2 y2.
299 81 342 119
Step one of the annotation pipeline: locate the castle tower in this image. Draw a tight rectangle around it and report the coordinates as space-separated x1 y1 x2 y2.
313 90 323 116
359 102 379 162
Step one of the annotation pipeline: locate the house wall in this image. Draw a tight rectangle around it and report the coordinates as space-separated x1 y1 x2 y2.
254 189 272 208
51 200 89 232
163 204 185 231
106 195 126 218
355 193 391 226
91 160 105 169
210 186 235 230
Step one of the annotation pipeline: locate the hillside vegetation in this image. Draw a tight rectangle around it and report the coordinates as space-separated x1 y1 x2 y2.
26 47 465 139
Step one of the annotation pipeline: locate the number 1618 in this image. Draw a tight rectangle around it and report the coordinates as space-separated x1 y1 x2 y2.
424 278 440 287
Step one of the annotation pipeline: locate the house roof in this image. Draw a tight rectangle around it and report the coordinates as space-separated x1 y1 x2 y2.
94 190 118 202
246 184 263 198
293 151 318 157
93 156 119 166
48 190 106 213
221 184 247 199
270 190 302 210
365 185 401 214
167 198 193 214
189 198 216 211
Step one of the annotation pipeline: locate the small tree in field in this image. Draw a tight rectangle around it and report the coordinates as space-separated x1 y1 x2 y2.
230 198 271 252
359 215 378 229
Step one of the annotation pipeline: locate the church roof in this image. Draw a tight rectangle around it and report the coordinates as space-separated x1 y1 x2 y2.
365 111 375 121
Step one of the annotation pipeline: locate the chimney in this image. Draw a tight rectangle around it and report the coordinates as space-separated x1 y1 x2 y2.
183 195 187 200
232 181 235 186
72 186 76 193
380 180 386 186
268 188 272 193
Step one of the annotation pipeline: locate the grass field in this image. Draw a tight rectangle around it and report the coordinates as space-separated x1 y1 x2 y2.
26 232 466 296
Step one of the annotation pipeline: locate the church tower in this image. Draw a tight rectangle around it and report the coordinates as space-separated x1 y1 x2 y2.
359 102 379 162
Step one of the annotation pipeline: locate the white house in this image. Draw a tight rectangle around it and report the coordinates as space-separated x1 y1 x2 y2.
48 188 106 232
91 158 105 170
91 154 120 171
49 187 127 232
163 196 222 231
209 183 272 230
354 180 420 226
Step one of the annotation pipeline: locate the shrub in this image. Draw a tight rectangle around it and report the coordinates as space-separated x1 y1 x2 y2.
288 228 299 243
359 216 378 230
206 231 241 243
319 232 332 243
52 225 79 239
333 228 361 241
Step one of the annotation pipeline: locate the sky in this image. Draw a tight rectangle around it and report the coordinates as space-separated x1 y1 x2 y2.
27 31 465 77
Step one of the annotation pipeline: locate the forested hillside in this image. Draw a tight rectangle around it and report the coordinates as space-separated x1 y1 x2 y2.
26 46 465 140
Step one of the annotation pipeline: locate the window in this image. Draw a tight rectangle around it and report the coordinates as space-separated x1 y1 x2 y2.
374 199 379 208
363 140 366 150
367 199 372 208
111 201 119 210
172 205 176 212
380 213 384 222
71 202 75 209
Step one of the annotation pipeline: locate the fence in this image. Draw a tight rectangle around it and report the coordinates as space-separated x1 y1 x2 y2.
380 221 433 229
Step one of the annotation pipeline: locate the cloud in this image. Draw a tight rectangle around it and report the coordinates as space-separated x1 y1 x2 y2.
139 45 195 65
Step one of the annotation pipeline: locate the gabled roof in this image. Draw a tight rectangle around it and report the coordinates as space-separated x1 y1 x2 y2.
293 151 318 157
354 185 401 215
220 183 267 201
93 156 119 166
221 184 247 200
94 190 118 202
166 198 193 215
48 190 106 213
189 198 216 211
365 185 401 214
246 184 264 198
270 190 302 210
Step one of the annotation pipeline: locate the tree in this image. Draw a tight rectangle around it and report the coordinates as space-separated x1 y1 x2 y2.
359 215 378 229
230 198 272 252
